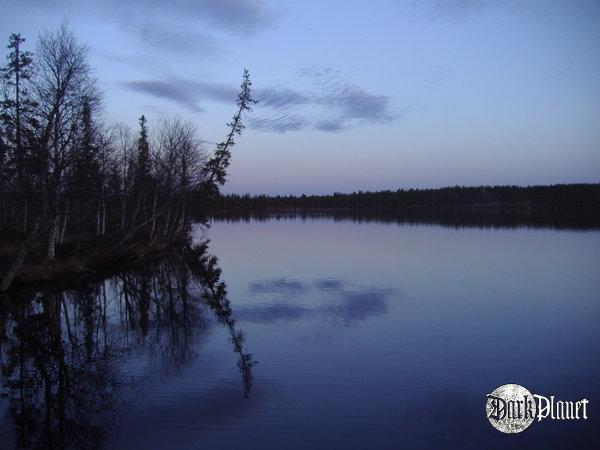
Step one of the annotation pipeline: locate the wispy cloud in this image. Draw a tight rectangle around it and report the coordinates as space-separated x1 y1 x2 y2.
296 67 342 80
185 0 273 34
122 77 238 112
120 0 274 35
19 0 275 34
250 68 398 133
123 69 403 131
137 25 220 55
256 88 312 109
314 118 344 132
248 115 309 133
321 84 394 123
123 80 203 112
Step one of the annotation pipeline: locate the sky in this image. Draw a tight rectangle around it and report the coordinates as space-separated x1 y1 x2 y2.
1 0 599 194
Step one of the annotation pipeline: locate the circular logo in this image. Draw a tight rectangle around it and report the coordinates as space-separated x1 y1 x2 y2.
486 384 536 433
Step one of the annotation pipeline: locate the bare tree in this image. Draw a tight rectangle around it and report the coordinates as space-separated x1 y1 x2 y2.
34 22 99 259
0 24 255 292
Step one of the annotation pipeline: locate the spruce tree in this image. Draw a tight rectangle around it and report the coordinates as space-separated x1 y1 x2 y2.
137 115 150 184
1 33 37 230
202 69 256 196
135 114 151 220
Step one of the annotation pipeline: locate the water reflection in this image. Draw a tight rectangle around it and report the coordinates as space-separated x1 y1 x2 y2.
238 278 396 326
1 216 598 449
212 209 600 230
0 242 256 449
202 216 600 449
248 279 309 296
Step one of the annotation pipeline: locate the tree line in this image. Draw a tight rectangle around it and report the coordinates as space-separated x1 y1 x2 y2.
214 184 600 212
0 24 255 292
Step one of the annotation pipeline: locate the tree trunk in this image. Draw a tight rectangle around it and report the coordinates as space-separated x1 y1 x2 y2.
101 199 106 235
23 200 28 233
149 190 157 238
96 205 101 235
0 242 27 293
59 209 68 244
120 196 127 230
46 213 59 260
0 220 39 292
163 206 171 237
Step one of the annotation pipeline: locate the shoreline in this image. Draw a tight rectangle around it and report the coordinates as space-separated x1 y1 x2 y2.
0 235 189 295
3 204 599 292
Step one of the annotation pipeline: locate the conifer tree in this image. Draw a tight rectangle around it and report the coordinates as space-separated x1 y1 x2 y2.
1 33 37 231
202 68 256 197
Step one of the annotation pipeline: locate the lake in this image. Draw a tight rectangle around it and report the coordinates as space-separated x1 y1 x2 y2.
1 215 599 449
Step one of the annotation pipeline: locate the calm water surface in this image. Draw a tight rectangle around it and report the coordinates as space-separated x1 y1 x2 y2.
1 216 599 449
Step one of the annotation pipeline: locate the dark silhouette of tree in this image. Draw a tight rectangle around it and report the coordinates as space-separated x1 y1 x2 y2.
33 23 99 260
202 68 256 198
134 115 151 223
0 25 255 292
1 33 37 233
137 115 150 185
214 184 600 214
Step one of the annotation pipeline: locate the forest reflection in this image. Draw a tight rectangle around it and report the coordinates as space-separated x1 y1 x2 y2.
0 242 256 449
211 209 600 231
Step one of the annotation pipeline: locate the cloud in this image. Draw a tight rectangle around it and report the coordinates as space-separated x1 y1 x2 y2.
314 118 344 132
119 0 273 35
256 88 312 109
297 67 343 80
191 80 239 103
248 115 309 133
188 0 273 34
138 25 220 55
124 80 204 112
123 69 400 132
18 0 274 34
93 49 157 73
122 77 238 112
322 85 393 123
251 69 398 133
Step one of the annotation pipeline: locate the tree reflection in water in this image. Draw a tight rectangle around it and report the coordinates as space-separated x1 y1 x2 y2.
0 242 256 449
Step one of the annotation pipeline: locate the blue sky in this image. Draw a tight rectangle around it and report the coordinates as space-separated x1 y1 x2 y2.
1 0 599 194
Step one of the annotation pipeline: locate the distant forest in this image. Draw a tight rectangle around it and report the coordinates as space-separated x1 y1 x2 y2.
214 184 600 212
